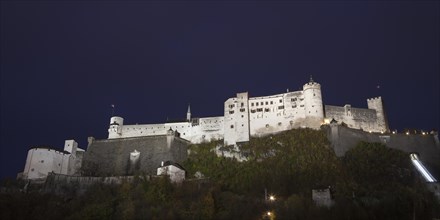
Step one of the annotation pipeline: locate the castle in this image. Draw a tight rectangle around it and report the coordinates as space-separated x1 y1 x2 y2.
108 77 389 146
19 77 391 181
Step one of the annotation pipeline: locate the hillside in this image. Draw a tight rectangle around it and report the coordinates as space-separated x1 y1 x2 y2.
1 128 439 219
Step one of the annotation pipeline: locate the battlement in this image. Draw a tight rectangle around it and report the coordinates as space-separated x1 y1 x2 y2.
367 96 382 102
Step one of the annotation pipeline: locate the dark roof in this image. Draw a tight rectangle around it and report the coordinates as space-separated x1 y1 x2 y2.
161 161 185 170
166 118 189 123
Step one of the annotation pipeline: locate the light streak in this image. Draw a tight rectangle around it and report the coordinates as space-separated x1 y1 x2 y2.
410 154 437 182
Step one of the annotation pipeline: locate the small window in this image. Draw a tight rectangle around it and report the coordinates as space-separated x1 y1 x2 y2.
251 103 254 107
265 124 269 128
279 99 282 103
261 102 264 105
31 168 34 172
251 109 256 113
278 106 284 109
256 102 259 106
265 101 268 105
40 160 44 163
240 108 245 112
230 125 234 129
278 122 282 126
265 108 270 112
241 115 244 118
229 110 234 114
270 101 273 104
241 103 244 107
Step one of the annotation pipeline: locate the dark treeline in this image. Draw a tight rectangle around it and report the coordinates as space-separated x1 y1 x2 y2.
1 128 439 219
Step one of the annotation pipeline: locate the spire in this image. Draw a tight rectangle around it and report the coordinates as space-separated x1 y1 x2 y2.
186 104 191 121
309 75 314 83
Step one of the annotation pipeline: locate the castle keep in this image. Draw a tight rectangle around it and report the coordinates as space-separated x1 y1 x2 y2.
108 77 389 146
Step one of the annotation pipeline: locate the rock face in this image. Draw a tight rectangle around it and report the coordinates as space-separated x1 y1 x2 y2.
81 133 188 176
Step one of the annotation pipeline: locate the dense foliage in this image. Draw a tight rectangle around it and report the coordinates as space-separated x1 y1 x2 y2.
1 128 439 219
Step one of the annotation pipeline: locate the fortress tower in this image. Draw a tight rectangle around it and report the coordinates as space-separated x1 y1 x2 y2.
302 76 325 128
186 105 191 121
108 116 124 138
367 97 389 133
224 92 250 146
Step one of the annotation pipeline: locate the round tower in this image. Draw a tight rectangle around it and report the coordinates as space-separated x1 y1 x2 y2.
108 116 124 139
302 76 324 128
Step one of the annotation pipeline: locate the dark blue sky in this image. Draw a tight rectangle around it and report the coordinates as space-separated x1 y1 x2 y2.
1 1 438 179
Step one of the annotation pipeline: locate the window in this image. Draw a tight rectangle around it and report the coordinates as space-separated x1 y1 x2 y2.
265 108 270 112
251 109 256 113
279 99 283 103
251 103 254 107
230 125 234 129
300 105 304 107
266 124 269 128
256 102 259 106
265 101 268 105
261 102 264 105
257 108 263 112
241 115 244 118
240 108 245 112
278 106 284 109
270 101 273 104
229 110 234 114
241 103 244 107
278 122 282 126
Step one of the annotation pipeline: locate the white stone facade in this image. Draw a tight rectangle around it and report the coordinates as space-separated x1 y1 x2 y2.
21 140 84 181
157 163 186 183
108 78 389 146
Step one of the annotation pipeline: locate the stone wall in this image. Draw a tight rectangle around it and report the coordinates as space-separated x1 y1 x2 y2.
325 124 440 178
81 134 188 176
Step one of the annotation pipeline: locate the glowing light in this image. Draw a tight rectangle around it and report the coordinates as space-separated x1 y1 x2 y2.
406 131 410 135
269 195 276 201
410 154 437 182
267 211 272 216
392 131 396 134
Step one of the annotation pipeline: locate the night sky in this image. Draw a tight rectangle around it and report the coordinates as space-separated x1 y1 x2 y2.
1 1 438 179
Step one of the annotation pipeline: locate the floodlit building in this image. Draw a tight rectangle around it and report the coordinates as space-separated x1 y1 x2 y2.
19 140 84 181
157 161 186 183
107 77 389 146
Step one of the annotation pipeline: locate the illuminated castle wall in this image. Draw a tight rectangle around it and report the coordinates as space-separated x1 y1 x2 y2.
108 77 389 146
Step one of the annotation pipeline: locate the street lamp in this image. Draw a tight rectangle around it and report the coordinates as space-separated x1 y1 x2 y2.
269 195 276 201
